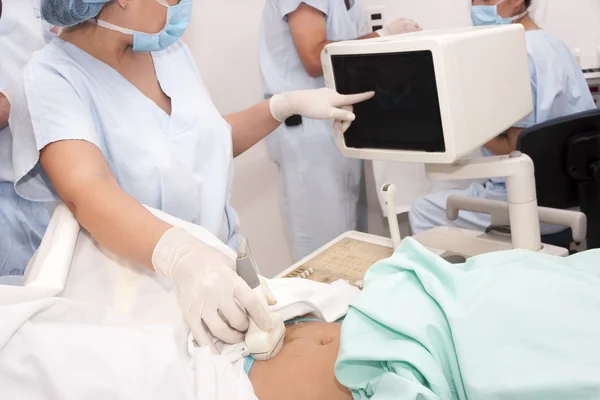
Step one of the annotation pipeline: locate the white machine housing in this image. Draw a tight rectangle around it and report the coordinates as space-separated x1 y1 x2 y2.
321 25 533 164
316 25 587 258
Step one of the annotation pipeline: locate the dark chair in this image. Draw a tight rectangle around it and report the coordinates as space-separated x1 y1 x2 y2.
516 108 600 249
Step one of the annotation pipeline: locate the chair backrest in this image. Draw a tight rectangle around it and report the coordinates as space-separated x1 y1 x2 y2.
516 108 600 209
517 108 600 248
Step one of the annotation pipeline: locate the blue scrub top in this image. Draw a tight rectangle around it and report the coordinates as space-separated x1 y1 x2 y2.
483 29 596 178
258 0 366 97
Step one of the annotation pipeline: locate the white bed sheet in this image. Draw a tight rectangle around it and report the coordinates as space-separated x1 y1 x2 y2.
0 205 360 399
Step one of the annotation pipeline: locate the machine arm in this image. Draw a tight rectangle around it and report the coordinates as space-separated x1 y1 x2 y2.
426 151 542 251
446 195 587 244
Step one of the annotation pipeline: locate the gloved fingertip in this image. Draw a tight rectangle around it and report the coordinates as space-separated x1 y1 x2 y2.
353 91 374 103
266 295 277 306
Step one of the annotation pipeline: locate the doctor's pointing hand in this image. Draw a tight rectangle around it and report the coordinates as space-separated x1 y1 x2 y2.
6 0 372 346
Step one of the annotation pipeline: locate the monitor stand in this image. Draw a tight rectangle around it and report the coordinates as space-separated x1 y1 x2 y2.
275 153 586 286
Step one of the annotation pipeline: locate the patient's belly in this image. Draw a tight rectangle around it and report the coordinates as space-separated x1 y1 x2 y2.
249 322 350 400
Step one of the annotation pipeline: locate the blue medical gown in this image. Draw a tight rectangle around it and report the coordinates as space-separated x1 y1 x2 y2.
336 238 600 399
0 0 55 278
409 29 597 235
1 99 49 280
258 0 368 261
0 182 49 278
7 39 241 269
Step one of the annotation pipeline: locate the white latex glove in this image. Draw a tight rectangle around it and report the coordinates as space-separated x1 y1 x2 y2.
152 227 274 346
376 18 422 36
333 105 355 134
270 87 374 123
259 276 277 306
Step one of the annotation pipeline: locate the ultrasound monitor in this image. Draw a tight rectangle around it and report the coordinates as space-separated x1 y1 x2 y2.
321 25 534 164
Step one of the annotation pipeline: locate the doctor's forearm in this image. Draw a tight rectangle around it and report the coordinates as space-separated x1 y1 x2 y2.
0 93 9 130
225 100 280 157
359 32 380 40
67 180 172 269
40 141 172 270
288 3 380 79
295 32 379 78
483 127 523 155
483 136 512 155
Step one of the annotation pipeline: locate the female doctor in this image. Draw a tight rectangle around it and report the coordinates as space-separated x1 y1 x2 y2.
8 0 372 346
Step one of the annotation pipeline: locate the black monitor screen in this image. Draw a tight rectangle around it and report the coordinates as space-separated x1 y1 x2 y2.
331 50 445 152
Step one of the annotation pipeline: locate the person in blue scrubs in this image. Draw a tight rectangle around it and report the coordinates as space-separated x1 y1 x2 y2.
259 0 421 261
409 0 596 236
0 0 57 285
7 0 373 346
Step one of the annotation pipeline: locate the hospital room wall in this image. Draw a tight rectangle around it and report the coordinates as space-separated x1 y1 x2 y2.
181 0 599 278
358 0 472 29
184 0 294 278
360 0 600 69
530 0 600 69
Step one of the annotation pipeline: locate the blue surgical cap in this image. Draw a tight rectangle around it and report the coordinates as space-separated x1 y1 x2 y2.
41 0 110 27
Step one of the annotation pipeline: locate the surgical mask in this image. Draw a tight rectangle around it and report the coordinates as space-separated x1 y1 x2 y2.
471 0 528 26
95 0 192 52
